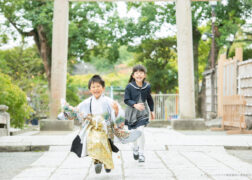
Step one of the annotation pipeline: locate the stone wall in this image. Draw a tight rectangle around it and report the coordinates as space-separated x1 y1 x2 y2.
204 58 252 129
238 59 252 129
203 69 218 120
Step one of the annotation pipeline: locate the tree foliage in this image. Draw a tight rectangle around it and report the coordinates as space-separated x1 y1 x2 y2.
132 37 178 93
0 1 126 87
70 72 129 90
0 45 49 118
0 72 33 128
66 74 81 107
211 0 251 57
0 45 44 87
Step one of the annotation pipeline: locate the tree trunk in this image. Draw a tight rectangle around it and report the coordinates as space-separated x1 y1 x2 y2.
33 25 52 89
193 27 201 117
6 17 52 89
199 26 221 119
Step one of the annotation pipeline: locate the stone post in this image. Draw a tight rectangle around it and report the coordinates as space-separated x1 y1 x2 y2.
40 0 73 131
176 0 195 119
172 0 205 130
50 0 69 119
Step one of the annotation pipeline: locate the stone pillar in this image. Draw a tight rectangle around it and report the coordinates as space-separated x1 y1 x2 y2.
0 105 10 136
172 0 205 130
40 0 73 131
50 0 69 119
176 0 195 119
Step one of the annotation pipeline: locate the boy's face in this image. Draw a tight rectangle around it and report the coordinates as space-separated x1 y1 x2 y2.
133 70 146 83
89 82 105 99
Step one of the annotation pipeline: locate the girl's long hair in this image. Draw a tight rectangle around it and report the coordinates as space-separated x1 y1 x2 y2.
128 64 147 83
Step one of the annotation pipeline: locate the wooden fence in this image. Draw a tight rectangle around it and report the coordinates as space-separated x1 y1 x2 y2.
220 95 251 134
217 53 240 117
214 48 252 133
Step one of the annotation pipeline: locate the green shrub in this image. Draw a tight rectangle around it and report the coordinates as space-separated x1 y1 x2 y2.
66 74 81 106
70 73 129 89
0 73 33 128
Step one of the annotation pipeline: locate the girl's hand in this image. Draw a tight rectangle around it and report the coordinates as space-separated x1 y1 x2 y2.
151 112 155 120
133 103 145 111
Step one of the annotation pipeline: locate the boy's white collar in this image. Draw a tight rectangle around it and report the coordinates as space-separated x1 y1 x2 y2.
92 94 105 100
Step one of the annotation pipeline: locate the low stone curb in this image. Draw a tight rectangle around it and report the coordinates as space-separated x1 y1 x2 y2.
0 145 49 152
10 126 39 136
224 146 252 150
165 145 252 151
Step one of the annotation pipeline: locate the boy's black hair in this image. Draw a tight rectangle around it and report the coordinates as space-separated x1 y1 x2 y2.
88 75 105 89
129 64 147 83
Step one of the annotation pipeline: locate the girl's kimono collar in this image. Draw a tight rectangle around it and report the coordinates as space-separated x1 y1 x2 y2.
129 81 148 90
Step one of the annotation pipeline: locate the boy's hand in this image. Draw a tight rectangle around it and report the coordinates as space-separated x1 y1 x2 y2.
64 112 74 120
112 101 119 117
151 111 155 120
133 103 145 111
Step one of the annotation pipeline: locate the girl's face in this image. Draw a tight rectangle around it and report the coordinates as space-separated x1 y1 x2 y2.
89 82 105 99
132 70 146 84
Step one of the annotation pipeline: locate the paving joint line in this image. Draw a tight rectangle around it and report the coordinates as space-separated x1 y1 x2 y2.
204 151 252 180
178 151 215 180
47 152 70 180
154 150 178 180
83 160 92 180
120 150 125 180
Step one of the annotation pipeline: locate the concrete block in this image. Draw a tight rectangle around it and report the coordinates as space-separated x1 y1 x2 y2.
148 120 170 128
0 129 8 136
40 119 74 131
171 118 206 130
0 145 30 152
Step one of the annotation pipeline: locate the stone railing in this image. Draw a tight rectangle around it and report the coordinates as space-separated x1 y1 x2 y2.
0 105 10 136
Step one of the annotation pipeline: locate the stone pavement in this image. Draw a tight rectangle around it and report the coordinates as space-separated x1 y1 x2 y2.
0 127 252 180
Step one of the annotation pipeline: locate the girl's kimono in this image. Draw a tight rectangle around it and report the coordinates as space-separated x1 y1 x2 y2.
61 94 141 170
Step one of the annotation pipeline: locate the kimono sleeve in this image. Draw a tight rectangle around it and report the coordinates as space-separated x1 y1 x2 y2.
104 96 124 122
77 98 91 118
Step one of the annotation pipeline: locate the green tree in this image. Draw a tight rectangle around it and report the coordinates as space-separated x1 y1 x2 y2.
0 1 125 88
66 74 81 106
88 46 134 73
132 37 178 93
122 2 209 114
0 45 50 118
0 72 33 128
122 1 251 116
210 0 251 59
0 45 44 89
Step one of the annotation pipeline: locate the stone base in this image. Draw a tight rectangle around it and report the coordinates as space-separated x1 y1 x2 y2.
171 118 206 130
40 119 74 131
148 120 170 128
0 129 8 136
